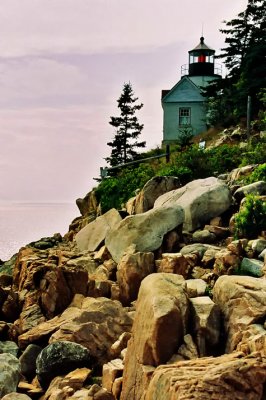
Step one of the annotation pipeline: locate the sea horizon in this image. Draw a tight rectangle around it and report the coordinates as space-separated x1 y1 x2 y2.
0 201 79 261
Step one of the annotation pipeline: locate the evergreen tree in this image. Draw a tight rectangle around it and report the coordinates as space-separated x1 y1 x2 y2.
219 0 265 79
205 0 266 124
106 83 146 167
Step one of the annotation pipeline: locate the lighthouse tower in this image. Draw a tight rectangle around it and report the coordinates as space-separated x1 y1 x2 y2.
162 37 222 145
187 36 221 84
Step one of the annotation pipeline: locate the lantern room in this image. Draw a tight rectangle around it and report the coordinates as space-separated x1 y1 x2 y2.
188 36 217 77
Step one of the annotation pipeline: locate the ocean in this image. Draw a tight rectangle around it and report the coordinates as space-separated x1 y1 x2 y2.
0 202 79 261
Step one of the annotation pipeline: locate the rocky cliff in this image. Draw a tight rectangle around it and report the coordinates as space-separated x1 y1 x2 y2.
0 166 266 399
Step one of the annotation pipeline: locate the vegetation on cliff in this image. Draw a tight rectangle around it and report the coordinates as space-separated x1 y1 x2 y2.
96 136 266 213
234 193 266 239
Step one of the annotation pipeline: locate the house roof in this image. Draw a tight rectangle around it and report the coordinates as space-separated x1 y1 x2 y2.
161 90 170 99
161 76 204 103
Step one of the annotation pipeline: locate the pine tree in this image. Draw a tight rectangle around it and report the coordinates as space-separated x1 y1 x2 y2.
204 0 266 124
106 83 146 167
219 0 265 79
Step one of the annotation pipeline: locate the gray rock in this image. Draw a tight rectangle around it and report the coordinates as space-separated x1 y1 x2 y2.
234 181 266 202
75 208 122 252
0 341 19 357
106 205 184 263
250 239 266 254
0 353 20 397
132 176 181 214
19 344 42 379
238 257 264 277
180 244 220 259
36 341 92 389
192 230 216 244
154 177 232 232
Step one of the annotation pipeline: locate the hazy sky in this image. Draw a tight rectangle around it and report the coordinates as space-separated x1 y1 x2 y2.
0 0 247 203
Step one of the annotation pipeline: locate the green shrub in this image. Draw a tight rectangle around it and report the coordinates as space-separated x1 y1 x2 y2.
240 139 266 166
207 145 242 174
234 194 266 239
95 137 265 214
95 164 155 213
174 145 212 179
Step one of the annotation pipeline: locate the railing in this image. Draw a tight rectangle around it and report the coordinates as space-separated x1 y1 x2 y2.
181 64 189 76
181 63 222 77
99 145 170 179
214 63 222 76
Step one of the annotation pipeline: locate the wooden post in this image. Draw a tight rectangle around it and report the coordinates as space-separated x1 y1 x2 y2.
166 144 170 163
247 95 251 141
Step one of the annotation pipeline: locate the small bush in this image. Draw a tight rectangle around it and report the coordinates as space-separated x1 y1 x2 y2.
176 127 194 149
234 194 266 239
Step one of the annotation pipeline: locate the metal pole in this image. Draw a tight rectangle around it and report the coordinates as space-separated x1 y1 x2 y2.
247 95 251 141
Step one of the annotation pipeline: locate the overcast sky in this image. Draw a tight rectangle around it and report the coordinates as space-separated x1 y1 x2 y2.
0 0 247 203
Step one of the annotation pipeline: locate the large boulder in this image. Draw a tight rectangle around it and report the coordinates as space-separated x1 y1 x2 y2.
75 208 122 252
154 177 232 232
13 247 89 322
213 275 266 352
145 352 266 400
106 206 184 263
117 252 155 306
36 341 91 389
121 273 189 400
18 295 133 366
0 353 21 398
132 176 181 214
76 189 98 217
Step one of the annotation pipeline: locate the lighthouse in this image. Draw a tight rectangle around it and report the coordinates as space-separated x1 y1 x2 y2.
162 37 222 145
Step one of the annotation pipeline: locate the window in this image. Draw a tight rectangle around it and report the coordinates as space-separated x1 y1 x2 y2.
179 108 191 126
198 54 206 63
